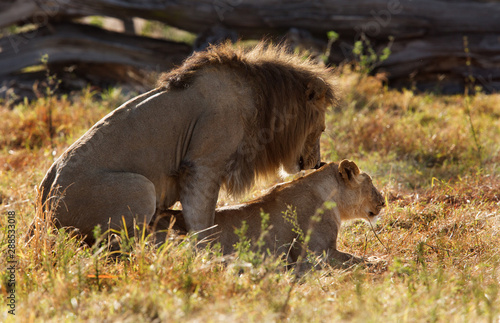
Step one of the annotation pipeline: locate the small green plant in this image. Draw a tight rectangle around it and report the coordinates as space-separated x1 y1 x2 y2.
39 54 61 98
282 204 325 267
255 210 270 252
352 34 393 74
91 225 104 291
322 31 340 63
282 205 304 244
323 30 392 74
232 210 274 268
36 53 62 151
462 35 483 166
233 220 251 258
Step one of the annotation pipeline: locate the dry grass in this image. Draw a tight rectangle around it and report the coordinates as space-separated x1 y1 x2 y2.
1 68 499 322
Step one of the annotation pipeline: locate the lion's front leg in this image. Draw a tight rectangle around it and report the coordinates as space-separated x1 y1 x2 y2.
178 161 221 241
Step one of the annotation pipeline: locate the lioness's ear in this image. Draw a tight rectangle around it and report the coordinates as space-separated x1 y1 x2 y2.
339 159 360 184
306 78 327 101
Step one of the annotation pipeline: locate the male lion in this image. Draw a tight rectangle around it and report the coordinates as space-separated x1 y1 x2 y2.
158 160 386 265
33 42 337 244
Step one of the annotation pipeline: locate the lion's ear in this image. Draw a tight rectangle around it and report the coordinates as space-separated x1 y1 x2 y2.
306 78 327 102
339 159 360 184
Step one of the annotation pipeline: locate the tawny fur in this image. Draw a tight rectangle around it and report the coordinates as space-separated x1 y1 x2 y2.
157 160 386 265
32 41 337 244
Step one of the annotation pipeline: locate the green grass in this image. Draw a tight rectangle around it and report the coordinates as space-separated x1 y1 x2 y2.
0 67 499 322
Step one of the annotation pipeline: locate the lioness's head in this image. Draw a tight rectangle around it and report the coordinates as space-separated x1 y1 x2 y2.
334 160 386 224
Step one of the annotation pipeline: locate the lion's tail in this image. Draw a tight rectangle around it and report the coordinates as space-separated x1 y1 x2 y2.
26 166 57 242
39 165 57 210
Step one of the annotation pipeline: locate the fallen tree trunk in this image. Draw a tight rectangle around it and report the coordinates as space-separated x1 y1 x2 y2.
2 0 500 39
0 22 191 76
0 21 193 102
0 22 191 100
2 0 500 93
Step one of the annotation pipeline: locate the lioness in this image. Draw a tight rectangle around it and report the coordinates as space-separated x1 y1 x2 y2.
157 160 385 265
31 42 337 244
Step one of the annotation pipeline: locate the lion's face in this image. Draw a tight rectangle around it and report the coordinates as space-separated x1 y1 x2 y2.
357 173 386 224
300 126 324 170
282 131 322 174
336 160 386 224
282 108 326 174
297 83 329 172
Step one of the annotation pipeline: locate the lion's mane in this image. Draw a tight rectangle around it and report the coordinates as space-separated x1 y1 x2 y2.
158 42 338 195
